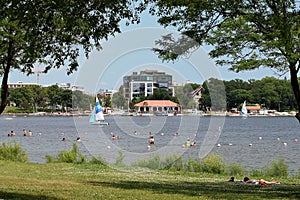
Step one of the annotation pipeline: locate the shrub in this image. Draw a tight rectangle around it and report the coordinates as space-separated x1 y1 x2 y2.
133 154 161 170
0 141 28 162
163 155 183 170
185 158 203 172
89 156 107 166
133 154 182 170
115 150 125 167
249 168 263 177
262 157 288 178
45 155 53 163
133 153 227 174
202 153 225 174
45 142 86 164
57 149 78 163
225 162 246 176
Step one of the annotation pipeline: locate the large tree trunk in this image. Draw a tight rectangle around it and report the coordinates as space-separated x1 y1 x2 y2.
0 71 9 114
0 67 10 115
0 41 13 115
289 64 300 122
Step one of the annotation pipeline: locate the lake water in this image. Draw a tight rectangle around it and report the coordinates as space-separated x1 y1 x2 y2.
1 115 299 175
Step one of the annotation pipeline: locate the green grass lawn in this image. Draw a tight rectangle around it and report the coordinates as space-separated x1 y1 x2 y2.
0 161 299 200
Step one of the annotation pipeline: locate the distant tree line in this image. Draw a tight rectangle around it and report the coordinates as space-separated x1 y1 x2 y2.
201 77 297 112
7 85 94 113
111 76 297 112
7 76 297 113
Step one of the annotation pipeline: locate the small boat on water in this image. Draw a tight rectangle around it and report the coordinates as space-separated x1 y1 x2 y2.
89 96 109 125
4 117 13 120
241 101 248 119
134 112 154 117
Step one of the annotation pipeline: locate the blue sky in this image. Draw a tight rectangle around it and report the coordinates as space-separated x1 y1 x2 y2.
8 11 281 94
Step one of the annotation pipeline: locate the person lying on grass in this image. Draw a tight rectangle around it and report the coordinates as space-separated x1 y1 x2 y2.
229 177 280 185
243 177 280 185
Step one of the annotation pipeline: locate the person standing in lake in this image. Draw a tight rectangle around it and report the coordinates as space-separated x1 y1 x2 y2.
148 135 155 145
8 130 16 137
185 138 191 147
23 129 27 136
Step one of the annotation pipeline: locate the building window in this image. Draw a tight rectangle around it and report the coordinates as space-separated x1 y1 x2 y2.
133 93 140 98
159 83 168 88
132 83 140 92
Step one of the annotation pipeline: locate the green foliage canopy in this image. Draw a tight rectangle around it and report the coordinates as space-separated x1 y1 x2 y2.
112 86 127 109
7 85 93 112
0 0 144 114
149 0 300 121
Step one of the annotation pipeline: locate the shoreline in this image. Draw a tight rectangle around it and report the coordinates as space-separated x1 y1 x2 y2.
1 112 296 118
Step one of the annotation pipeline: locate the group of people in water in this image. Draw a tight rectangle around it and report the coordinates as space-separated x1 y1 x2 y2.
129 131 196 148
8 129 32 137
10 129 198 148
108 130 197 148
7 128 82 143
184 137 197 148
62 136 81 142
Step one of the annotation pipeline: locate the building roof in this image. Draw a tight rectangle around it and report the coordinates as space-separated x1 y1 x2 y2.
246 105 261 110
134 100 180 107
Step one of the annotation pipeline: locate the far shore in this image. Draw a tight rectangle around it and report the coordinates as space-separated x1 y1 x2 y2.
1 110 296 118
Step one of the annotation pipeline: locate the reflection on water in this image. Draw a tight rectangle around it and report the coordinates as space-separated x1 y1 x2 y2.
0 115 299 175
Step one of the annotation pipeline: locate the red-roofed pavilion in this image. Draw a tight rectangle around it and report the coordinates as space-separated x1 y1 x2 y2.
134 100 181 114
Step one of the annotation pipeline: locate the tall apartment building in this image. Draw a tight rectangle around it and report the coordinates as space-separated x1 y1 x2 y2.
123 70 173 100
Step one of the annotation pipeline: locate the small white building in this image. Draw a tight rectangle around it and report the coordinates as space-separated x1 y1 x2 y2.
8 81 39 88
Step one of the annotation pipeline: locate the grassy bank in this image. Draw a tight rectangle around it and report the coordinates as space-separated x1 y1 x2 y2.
0 161 299 200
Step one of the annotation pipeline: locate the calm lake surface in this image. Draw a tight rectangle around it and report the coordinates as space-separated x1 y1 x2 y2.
1 115 299 175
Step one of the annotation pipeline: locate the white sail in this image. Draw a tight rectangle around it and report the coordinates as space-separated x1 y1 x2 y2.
89 96 109 125
95 96 104 121
241 101 247 118
89 109 95 123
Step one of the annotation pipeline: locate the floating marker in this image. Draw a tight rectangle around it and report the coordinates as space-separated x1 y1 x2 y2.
249 143 253 147
147 145 151 150
294 139 298 142
217 143 221 147
277 138 280 142
259 137 262 140
283 142 288 146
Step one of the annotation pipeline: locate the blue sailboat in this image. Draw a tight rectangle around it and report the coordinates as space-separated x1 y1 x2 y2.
241 101 247 118
89 96 109 125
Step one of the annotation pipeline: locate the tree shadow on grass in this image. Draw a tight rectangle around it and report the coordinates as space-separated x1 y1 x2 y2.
87 180 300 199
0 191 60 200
